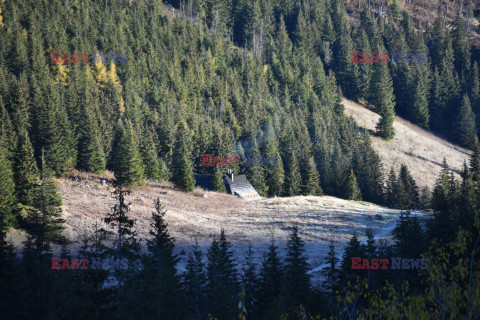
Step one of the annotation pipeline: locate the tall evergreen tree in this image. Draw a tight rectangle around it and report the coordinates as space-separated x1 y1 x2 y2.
429 159 457 244
77 102 106 174
0 142 16 226
184 240 206 320
13 128 39 209
0 219 23 319
454 94 478 149
340 232 366 285
344 169 362 201
140 128 162 181
135 199 186 319
241 245 258 316
398 164 419 209
172 122 195 192
110 120 145 187
212 166 226 193
322 240 339 293
283 226 310 313
255 239 284 320
205 230 238 320
371 59 396 140
302 156 322 196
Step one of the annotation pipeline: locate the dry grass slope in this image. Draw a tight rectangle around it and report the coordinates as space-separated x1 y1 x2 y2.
342 98 472 189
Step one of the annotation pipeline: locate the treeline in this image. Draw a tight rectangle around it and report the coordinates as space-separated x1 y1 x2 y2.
0 160 478 319
327 148 480 318
0 175 326 319
0 0 391 231
169 0 480 147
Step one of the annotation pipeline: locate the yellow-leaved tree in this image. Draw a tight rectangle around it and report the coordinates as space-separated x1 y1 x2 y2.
0 3 4 28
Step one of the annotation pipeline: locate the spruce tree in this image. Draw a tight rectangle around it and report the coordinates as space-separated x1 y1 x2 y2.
255 239 284 320
385 168 397 207
454 94 478 149
452 14 471 79
241 245 258 316
357 29 373 100
340 232 366 285
77 103 106 174
371 60 396 140
0 142 17 226
110 120 145 187
302 156 322 196
284 226 310 313
172 122 195 192
13 128 39 209
322 240 339 293
246 143 268 196
205 230 238 320
429 159 456 244
399 164 419 209
140 128 161 181
0 218 23 319
212 166 226 193
137 199 186 319
284 145 301 196
184 240 206 320
344 169 362 201
266 153 285 197
457 164 476 231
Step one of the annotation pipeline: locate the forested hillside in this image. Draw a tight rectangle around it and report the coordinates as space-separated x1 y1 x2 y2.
1 0 480 319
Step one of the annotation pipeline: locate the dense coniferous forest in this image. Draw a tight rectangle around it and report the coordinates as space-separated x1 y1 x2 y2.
0 0 480 319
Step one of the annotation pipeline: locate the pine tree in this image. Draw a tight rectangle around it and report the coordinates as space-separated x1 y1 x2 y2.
302 156 322 196
322 240 339 293
19 154 67 317
284 226 310 313
452 14 471 79
212 166 226 193
399 164 419 209
265 131 285 197
255 239 284 319
205 230 238 320
184 240 206 320
103 181 141 318
140 128 161 181
110 120 145 187
340 232 366 285
241 245 258 316
344 169 362 201
357 29 373 100
429 159 456 244
172 122 195 192
408 65 430 129
246 143 268 196
136 199 186 319
456 163 476 231
77 103 106 174
0 142 17 226
385 168 397 207
284 145 301 196
454 94 478 149
30 153 65 243
0 219 23 319
371 60 396 140
13 128 39 209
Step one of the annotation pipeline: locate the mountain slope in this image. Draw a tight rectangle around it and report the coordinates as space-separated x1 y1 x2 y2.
342 98 472 188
